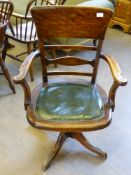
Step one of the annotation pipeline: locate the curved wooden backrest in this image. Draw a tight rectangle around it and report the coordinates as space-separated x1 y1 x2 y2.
31 6 113 39
31 6 113 84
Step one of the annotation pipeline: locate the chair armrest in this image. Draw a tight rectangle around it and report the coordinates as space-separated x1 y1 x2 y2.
13 50 39 110
100 54 127 86
12 12 32 18
13 50 40 84
100 54 127 111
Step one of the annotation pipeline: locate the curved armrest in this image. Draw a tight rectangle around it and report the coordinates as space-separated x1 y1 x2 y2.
13 50 40 84
100 54 127 86
100 54 127 111
12 12 32 19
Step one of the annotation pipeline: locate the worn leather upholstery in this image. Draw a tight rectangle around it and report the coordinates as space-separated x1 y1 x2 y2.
36 83 104 121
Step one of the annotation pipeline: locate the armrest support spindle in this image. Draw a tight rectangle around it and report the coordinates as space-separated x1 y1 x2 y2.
100 54 127 111
13 50 40 110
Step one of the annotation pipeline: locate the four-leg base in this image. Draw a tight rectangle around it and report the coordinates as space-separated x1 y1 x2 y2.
43 132 107 171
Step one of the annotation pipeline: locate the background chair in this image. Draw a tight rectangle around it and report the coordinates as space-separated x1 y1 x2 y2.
0 0 15 94
13 6 127 171
3 0 66 81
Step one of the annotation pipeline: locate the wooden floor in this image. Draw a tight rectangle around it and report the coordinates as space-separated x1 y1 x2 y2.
0 28 131 175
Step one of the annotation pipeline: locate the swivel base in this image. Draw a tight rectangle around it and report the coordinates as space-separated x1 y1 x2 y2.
42 132 107 171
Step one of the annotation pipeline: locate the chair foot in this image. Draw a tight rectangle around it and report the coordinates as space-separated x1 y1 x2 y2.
42 133 68 171
9 83 16 94
71 132 107 159
43 132 107 171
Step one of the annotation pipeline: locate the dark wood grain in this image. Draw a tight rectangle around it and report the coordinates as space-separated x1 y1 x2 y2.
31 6 113 39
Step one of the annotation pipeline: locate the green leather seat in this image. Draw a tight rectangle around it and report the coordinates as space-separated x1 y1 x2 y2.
36 83 104 121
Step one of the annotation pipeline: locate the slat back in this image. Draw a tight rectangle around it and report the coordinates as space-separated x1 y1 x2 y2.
31 6 113 83
0 0 14 24
31 6 113 39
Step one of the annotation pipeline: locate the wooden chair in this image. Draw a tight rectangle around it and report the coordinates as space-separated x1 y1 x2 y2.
3 0 66 81
0 0 15 94
13 6 127 171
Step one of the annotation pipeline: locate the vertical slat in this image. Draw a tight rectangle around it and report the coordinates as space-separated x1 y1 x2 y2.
55 0 58 4
39 41 48 83
1 3 4 23
20 18 23 40
25 19 28 41
4 3 8 22
16 17 18 38
34 31 37 41
35 0 37 6
30 21 34 41
91 39 103 84
41 0 44 5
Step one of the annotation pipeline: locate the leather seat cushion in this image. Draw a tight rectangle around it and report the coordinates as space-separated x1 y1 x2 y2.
36 83 104 121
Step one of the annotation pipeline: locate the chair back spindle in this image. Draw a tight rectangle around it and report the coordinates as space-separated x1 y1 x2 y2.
0 0 14 24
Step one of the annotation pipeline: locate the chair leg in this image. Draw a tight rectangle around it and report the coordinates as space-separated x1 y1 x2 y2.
42 132 68 171
2 36 8 61
33 41 37 51
71 132 107 159
43 132 107 171
93 39 97 46
27 43 34 81
0 56 16 94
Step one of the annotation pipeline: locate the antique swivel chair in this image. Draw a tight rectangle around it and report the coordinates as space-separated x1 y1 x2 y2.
0 0 15 93
3 0 66 81
13 6 127 171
